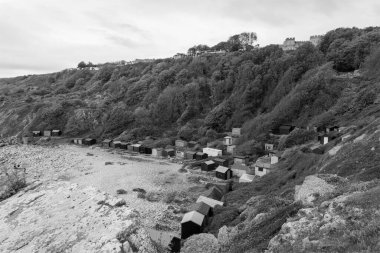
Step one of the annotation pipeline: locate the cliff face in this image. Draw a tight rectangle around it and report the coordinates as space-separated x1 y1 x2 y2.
0 181 157 253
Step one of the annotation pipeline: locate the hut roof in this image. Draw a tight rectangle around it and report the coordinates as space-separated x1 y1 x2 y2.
214 158 226 163
103 139 112 143
52 130 61 132
205 160 215 165
239 173 255 183
132 144 141 147
113 140 122 144
185 151 196 155
196 196 224 208
190 202 211 216
203 186 223 201
181 211 205 226
215 166 230 174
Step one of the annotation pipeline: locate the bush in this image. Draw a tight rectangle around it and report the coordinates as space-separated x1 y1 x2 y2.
278 129 317 150
163 191 177 204
0 166 27 201
116 189 127 194
145 191 161 202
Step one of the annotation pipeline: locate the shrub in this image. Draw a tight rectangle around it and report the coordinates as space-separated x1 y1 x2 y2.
145 191 161 202
137 192 146 199
0 166 27 201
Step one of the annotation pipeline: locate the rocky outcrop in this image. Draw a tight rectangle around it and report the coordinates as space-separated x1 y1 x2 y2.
294 175 335 205
0 181 157 253
182 233 220 253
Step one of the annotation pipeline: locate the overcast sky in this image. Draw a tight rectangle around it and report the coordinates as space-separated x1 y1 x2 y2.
0 0 379 77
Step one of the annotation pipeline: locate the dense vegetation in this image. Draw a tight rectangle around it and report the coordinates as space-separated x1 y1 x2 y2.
0 27 379 153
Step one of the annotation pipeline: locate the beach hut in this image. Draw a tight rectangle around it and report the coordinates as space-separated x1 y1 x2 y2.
120 142 129 149
226 145 236 155
147 229 181 253
195 152 208 160
208 182 232 194
318 134 329 145
181 211 206 239
213 158 229 167
127 144 133 151
254 155 277 177
77 138 84 145
279 125 295 135
165 148 175 157
202 147 222 157
264 143 275 151
203 186 223 201
234 155 250 165
191 202 213 217
184 151 196 160
22 137 31 145
224 136 237 146
152 148 165 157
84 138 96 145
32 131 42 137
239 173 255 183
201 161 217 171
144 146 152 155
111 141 122 148
52 130 62 136
132 144 141 152
176 150 185 158
102 139 112 148
215 166 233 180
43 130 52 137
188 141 198 148
196 196 223 209
175 140 188 148
232 128 241 137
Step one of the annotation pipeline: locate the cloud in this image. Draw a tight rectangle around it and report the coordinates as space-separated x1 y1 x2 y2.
0 0 379 77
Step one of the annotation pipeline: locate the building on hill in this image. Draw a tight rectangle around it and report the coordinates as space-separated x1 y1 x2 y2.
181 211 206 239
310 35 323 46
173 53 187 59
102 139 112 148
201 161 218 171
254 155 279 177
215 166 233 180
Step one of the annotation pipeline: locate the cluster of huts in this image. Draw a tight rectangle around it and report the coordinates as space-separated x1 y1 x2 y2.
181 181 232 240
23 129 63 144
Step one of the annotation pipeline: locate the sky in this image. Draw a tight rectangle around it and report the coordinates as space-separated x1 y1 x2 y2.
0 0 379 78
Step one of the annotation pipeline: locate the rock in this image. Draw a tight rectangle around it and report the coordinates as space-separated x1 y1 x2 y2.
294 175 335 205
0 181 156 253
182 233 219 253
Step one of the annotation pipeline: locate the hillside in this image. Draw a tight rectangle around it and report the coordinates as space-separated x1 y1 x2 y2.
0 27 379 150
1 26 380 252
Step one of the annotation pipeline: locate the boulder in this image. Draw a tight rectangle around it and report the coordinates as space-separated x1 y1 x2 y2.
295 175 335 205
182 233 219 253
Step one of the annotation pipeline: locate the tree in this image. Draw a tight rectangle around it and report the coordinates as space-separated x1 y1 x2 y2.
77 61 86 69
